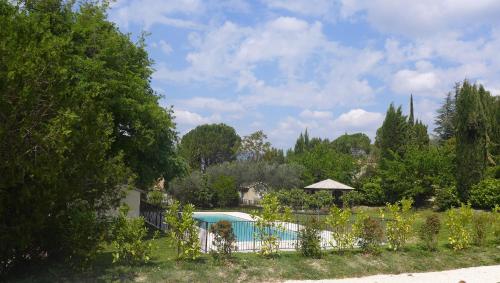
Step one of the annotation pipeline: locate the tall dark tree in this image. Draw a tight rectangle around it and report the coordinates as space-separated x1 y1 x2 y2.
179 123 240 171
434 90 457 142
455 81 488 201
294 132 306 154
376 104 409 159
0 0 182 271
409 94 415 127
413 120 430 148
304 128 310 149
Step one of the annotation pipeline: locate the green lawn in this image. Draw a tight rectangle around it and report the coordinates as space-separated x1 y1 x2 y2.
8 208 500 283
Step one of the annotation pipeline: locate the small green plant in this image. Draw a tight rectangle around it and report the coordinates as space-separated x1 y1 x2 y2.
251 194 292 257
325 206 356 251
445 203 473 250
493 205 500 243
297 217 322 258
472 213 489 246
147 190 164 206
380 198 415 251
359 216 383 254
418 214 441 251
165 201 201 260
111 206 156 265
210 220 237 262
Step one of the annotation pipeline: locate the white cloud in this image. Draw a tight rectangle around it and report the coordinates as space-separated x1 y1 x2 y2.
173 109 220 126
299 109 333 120
177 97 245 113
334 109 383 129
265 0 337 17
158 40 173 54
339 0 500 37
391 69 439 96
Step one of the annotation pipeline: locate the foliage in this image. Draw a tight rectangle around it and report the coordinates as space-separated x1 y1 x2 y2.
275 189 308 210
341 191 365 207
493 206 500 243
325 207 356 251
418 214 441 251
380 198 415 251
164 201 201 260
179 123 240 171
251 194 292 257
297 217 322 258
434 186 461 211
455 81 488 201
375 103 409 159
210 175 239 207
210 220 237 262
263 147 286 164
307 191 334 210
288 142 358 186
445 203 473 250
434 90 457 142
358 216 384 254
331 133 371 156
147 190 165 206
0 0 182 272
380 145 455 205
469 178 500 209
111 206 156 265
169 171 214 208
239 130 271 161
472 213 489 246
356 180 386 206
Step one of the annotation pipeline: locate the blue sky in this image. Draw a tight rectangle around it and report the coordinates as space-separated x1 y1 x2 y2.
108 0 500 149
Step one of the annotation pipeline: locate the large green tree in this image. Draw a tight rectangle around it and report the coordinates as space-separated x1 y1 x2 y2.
376 104 409 159
434 90 457 142
331 133 371 156
455 81 488 201
239 130 271 161
179 123 241 171
0 0 181 270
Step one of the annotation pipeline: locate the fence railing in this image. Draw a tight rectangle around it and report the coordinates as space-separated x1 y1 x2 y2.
140 201 167 230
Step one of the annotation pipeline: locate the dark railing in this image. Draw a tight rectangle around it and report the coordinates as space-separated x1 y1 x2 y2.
140 201 167 230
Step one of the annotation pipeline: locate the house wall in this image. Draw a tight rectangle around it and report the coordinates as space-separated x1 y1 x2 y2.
108 188 141 218
241 187 261 204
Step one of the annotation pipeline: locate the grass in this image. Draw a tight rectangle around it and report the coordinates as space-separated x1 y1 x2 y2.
8 208 500 282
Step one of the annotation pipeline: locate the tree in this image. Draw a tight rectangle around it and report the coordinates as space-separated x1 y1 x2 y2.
376 104 409 159
409 94 415 127
331 133 371 156
239 130 271 161
413 120 430 148
294 132 306 154
0 0 182 271
210 175 239 207
263 147 285 164
434 90 456 142
179 123 240 171
455 81 488 201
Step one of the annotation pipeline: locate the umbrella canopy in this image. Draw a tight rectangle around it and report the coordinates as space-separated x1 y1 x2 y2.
304 179 355 191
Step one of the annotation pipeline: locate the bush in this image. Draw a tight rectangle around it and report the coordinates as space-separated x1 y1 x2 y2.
445 203 473 250
147 190 165 206
359 216 384 254
251 194 292 257
210 220 237 262
381 198 415 251
472 213 489 246
469 178 500 209
111 206 156 265
325 206 356 251
418 214 441 251
493 206 500 243
361 181 386 206
434 186 460 211
297 217 322 258
341 191 364 208
307 190 334 210
211 175 239 207
164 201 201 260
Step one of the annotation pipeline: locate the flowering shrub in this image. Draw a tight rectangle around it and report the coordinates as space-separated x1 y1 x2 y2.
445 203 473 250
325 206 356 251
210 220 237 262
251 194 292 257
380 198 415 251
165 201 201 260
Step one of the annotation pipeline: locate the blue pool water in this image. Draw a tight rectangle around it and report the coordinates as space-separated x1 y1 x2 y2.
194 213 297 241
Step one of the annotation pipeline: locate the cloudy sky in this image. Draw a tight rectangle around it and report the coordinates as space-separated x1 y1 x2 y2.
109 0 500 149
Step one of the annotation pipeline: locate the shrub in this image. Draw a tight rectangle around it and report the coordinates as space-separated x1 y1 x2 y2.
445 203 473 250
210 220 237 262
493 206 500 243
359 216 384 254
251 194 292 257
325 206 356 251
297 217 322 258
111 206 156 265
472 213 489 246
211 175 239 207
380 198 415 251
147 190 164 206
341 191 364 208
418 214 441 251
361 181 386 206
469 178 500 209
164 201 201 260
434 186 460 211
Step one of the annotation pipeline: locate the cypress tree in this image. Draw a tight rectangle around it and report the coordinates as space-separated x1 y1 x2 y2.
294 133 305 154
455 80 488 201
304 128 310 150
434 91 456 142
376 103 409 159
409 94 415 127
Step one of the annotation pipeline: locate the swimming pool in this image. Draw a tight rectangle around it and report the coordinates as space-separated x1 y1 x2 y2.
194 213 297 242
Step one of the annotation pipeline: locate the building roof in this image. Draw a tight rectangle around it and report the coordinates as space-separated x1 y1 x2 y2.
304 179 355 190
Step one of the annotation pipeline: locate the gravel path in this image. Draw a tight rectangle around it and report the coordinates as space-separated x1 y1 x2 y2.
285 265 500 283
